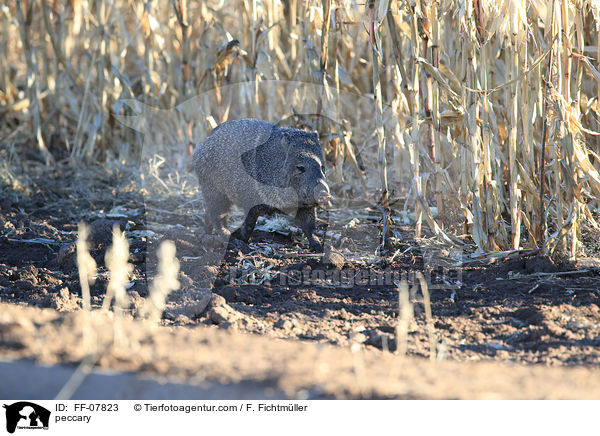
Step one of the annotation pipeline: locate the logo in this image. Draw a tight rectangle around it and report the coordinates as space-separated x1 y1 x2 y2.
3 402 50 434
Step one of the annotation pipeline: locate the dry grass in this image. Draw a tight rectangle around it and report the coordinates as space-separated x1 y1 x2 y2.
2 0 600 258
141 240 181 324
102 225 132 315
59 224 181 399
75 222 96 312
395 279 413 356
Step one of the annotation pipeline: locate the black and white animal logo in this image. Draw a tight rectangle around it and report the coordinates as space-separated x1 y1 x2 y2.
3 402 50 434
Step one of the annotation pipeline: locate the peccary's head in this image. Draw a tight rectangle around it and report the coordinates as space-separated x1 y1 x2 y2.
284 130 330 206
241 126 330 207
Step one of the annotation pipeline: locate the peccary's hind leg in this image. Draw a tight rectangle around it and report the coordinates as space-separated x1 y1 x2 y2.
295 206 322 252
202 188 231 235
231 204 274 242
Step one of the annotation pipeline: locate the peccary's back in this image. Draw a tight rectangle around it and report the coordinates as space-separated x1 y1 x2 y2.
192 119 298 211
193 119 273 173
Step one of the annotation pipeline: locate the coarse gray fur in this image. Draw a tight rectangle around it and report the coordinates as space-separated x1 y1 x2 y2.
193 119 330 251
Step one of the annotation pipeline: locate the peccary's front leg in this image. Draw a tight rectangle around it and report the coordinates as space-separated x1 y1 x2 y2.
295 206 322 252
231 204 273 242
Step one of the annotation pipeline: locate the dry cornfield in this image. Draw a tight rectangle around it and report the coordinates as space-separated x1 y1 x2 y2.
3 0 600 258
3 1 600 258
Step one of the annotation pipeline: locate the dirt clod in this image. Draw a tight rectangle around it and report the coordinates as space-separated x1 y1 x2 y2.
322 249 345 269
165 291 212 320
52 287 81 312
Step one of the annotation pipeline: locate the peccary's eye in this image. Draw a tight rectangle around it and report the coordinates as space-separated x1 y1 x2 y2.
296 165 306 173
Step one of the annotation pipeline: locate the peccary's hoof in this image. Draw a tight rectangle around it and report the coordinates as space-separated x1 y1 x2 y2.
309 241 324 253
224 238 249 262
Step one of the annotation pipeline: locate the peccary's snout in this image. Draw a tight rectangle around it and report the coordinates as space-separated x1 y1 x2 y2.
292 153 330 206
314 180 330 204
315 161 330 203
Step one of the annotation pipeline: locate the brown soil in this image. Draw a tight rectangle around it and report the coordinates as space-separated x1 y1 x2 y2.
1 165 600 399
2 303 600 399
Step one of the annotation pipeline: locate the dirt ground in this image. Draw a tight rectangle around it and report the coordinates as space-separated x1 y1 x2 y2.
1 163 600 399
2 302 600 399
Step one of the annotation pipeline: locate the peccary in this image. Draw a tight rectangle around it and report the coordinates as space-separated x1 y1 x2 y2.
193 119 330 251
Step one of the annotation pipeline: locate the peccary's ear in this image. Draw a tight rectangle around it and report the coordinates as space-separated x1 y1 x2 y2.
241 129 291 188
